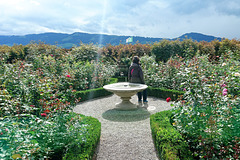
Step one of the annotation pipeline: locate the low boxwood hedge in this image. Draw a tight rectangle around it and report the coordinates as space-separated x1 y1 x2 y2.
62 114 101 160
75 78 118 102
60 79 118 159
117 76 127 82
147 87 184 101
150 110 193 160
75 87 112 102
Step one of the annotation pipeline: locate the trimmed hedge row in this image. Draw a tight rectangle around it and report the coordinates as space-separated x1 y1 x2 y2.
75 78 118 102
63 114 101 160
56 79 117 159
75 87 112 102
116 76 127 82
147 87 185 101
150 110 193 160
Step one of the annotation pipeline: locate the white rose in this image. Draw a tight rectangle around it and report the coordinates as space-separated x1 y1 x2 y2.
235 72 240 76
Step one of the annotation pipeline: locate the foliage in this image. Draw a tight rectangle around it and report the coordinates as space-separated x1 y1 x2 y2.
75 78 117 102
151 39 198 62
101 43 152 63
151 38 240 62
147 87 184 101
141 55 187 90
171 52 240 159
0 46 117 117
0 112 101 160
1 38 240 159
144 48 239 159
71 43 100 62
150 110 193 160
0 43 117 159
62 115 101 160
101 43 151 77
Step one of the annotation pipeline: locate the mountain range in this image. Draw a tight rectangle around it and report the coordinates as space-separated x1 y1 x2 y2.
0 32 222 49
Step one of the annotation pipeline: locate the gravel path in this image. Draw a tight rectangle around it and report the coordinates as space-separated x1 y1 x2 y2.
73 94 172 160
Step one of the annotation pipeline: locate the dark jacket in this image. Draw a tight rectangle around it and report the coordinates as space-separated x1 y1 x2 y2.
128 63 145 84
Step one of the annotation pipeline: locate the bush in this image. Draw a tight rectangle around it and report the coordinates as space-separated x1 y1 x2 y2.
71 43 100 62
116 76 127 82
74 78 117 102
0 112 101 160
101 43 152 64
150 110 193 160
6 45 29 63
1 39 239 159
148 87 184 101
172 53 240 159
151 39 174 62
141 55 188 91
151 39 198 62
0 53 118 117
0 43 119 159
63 115 101 160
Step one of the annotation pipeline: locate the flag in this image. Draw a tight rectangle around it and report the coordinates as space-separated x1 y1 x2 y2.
126 36 133 43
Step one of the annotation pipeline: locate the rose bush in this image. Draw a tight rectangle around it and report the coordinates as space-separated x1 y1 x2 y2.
0 46 117 117
0 43 117 159
141 55 187 90
0 112 95 159
1 40 239 159
141 51 239 159
171 52 240 159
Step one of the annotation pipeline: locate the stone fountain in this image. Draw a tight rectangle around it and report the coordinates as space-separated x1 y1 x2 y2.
103 82 148 110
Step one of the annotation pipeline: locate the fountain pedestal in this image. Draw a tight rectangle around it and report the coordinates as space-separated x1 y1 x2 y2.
115 95 138 110
103 82 148 110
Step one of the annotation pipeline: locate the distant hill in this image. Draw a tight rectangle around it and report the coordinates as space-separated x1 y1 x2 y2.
0 32 222 48
176 32 222 42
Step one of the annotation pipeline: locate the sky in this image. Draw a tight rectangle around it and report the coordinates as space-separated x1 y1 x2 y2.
0 0 240 39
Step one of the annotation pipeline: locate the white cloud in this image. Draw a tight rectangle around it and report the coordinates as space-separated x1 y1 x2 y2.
0 0 239 39
30 0 41 6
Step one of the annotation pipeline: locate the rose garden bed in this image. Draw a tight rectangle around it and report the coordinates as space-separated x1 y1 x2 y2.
1 41 239 159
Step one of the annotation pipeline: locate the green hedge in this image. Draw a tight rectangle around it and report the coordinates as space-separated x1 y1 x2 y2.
63 114 101 160
147 87 185 101
74 79 185 104
61 79 118 159
117 76 127 82
60 79 118 159
150 110 193 160
75 87 111 102
75 78 118 102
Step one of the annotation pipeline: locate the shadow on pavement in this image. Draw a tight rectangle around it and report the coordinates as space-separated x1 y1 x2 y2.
102 107 151 122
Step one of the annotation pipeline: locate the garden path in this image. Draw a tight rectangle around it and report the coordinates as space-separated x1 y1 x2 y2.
74 94 172 160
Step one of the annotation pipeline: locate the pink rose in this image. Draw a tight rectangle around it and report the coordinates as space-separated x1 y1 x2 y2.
66 75 71 78
222 88 228 96
221 84 227 88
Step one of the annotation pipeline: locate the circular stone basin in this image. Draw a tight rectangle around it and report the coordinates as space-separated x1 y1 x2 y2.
103 82 148 110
